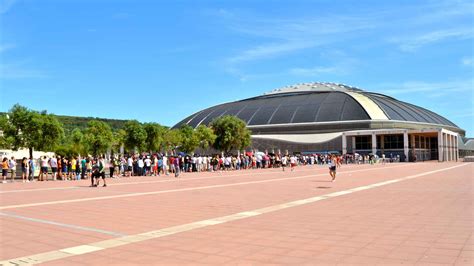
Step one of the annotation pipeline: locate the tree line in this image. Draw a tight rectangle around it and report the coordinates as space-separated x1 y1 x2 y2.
0 104 252 158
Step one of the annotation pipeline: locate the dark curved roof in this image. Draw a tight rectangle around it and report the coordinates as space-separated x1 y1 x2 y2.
363 93 458 127
174 82 460 130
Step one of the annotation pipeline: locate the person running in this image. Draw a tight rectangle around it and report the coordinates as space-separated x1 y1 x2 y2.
2 157 9 183
21 157 29 183
329 155 337 182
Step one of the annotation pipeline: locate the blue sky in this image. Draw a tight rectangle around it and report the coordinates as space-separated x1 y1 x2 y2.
0 0 473 136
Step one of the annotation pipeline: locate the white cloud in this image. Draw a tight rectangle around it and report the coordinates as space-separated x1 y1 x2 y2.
378 80 473 97
392 28 474 52
0 62 49 79
0 43 15 53
0 0 17 14
113 12 131 19
221 13 376 64
462 57 473 66
289 66 339 76
228 41 314 63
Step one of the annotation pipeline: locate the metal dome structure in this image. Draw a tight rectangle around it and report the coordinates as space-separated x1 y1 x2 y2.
174 82 463 162
174 82 461 134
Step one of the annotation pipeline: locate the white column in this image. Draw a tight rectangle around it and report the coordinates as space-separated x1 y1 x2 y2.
352 136 356 153
448 135 452 161
342 133 347 155
456 135 459 162
451 135 456 162
372 133 377 156
438 131 443 162
444 133 448 162
404 131 409 162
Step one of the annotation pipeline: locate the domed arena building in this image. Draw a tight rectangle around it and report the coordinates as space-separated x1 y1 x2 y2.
174 82 464 162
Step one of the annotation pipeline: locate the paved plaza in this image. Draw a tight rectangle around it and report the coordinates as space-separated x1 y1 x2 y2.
0 162 472 265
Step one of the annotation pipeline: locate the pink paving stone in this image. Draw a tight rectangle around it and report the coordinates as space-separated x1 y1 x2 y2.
0 162 471 265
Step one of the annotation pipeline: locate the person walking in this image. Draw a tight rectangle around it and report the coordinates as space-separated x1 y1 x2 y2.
281 155 288 172
329 155 337 182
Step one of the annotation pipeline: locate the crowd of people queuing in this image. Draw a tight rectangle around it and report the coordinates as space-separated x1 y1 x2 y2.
2 152 392 184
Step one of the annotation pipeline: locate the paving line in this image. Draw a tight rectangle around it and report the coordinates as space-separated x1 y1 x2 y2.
0 212 126 237
0 164 408 211
0 164 393 194
0 163 467 266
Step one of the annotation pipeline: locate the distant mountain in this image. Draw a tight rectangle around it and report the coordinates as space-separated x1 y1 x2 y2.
55 115 130 134
0 112 130 134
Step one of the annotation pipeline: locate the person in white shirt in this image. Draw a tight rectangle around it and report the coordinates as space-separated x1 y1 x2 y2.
281 155 288 172
39 156 49 181
50 156 58 181
127 157 133 177
290 156 297 171
9 157 16 182
162 155 169 175
137 157 145 176
144 156 152 176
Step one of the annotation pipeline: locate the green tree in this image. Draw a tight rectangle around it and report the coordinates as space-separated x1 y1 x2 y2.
0 114 12 149
196 125 216 150
179 125 200 153
112 129 127 155
211 115 252 153
2 104 64 158
162 129 182 153
70 128 86 155
123 120 146 153
83 120 113 156
143 123 165 152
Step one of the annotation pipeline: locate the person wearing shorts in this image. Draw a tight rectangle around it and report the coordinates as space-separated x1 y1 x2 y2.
94 157 107 187
290 155 297 171
40 156 49 181
2 158 9 183
329 155 337 182
50 156 58 181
